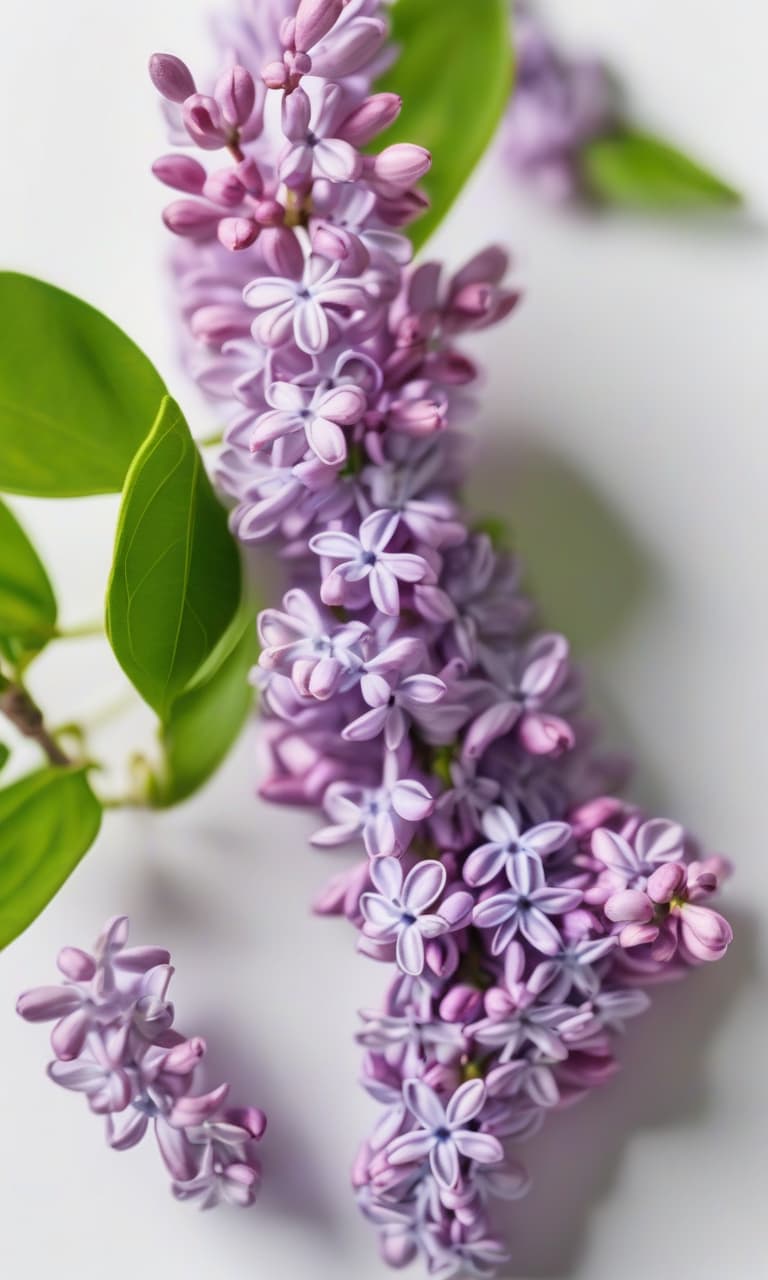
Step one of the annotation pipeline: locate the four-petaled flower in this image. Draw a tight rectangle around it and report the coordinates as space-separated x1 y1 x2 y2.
360 856 466 976
244 254 369 354
463 804 571 886
251 379 366 467
310 510 431 616
387 1078 503 1190
472 857 582 956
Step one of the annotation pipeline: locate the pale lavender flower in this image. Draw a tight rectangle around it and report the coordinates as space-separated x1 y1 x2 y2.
310 510 431 616
360 857 469 976
251 378 366 466
312 753 435 857
387 1079 503 1190
473 857 583 956
244 253 369 354
463 805 571 887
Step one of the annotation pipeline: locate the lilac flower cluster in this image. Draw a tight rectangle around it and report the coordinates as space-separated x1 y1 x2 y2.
502 1 616 201
17 917 266 1209
150 0 733 1270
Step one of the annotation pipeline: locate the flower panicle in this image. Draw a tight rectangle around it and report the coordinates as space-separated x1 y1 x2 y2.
17 917 266 1210
150 0 733 1270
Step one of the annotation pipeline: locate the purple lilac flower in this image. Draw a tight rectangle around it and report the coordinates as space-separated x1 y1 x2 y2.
151 1 734 1271
17 917 266 1208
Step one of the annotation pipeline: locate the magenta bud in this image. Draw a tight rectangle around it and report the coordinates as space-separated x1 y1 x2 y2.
190 304 251 344
647 861 687 904
50 1008 89 1061
16 986 80 1022
183 94 228 150
605 889 653 925
152 153 207 194
253 198 286 227
162 1037 207 1074
518 711 575 756
162 199 220 239
679 904 733 962
262 59 289 90
218 217 260 251
148 52 196 103
289 50 312 77
203 167 245 207
225 1105 267 1140
376 188 430 226
374 144 432 190
439 983 484 1023
619 921 659 948
170 1083 229 1127
260 225 305 277
338 93 402 147
56 947 96 982
236 157 264 196
215 64 256 127
295 0 343 52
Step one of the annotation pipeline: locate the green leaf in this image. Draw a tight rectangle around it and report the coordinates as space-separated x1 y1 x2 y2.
0 273 167 497
0 743 9 775
0 498 57 651
0 767 102 947
582 130 741 208
106 396 242 718
375 0 513 251
151 607 258 806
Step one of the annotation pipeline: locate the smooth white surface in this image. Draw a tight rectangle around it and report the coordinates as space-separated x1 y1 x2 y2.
1 2 766 1277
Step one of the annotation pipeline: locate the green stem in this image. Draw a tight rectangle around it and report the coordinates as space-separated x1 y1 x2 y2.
196 429 224 448
54 619 104 640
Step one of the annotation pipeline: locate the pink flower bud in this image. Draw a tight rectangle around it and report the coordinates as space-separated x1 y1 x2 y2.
218 217 260 251
170 1083 229 1127
262 59 289 90
282 84 312 139
678 903 733 962
518 711 575 757
236 157 264 196
56 947 96 982
338 93 402 147
148 53 196 103
647 861 687 903
190 304 251 344
152 154 207 194
381 1236 418 1269
183 94 228 150
388 396 445 437
260 225 304 277
373 144 432 191
225 1105 268 1139
162 1037 207 1074
294 0 343 53
253 199 285 227
376 188 430 226
162 199 220 239
619 921 659 948
203 167 245 208
279 17 296 48
215 64 257 127
605 889 653 924
439 983 484 1023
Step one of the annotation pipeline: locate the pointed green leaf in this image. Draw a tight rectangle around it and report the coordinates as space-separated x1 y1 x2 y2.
151 607 258 806
375 0 513 251
0 743 9 775
0 273 167 496
106 396 242 718
0 767 102 947
0 498 57 651
582 130 741 208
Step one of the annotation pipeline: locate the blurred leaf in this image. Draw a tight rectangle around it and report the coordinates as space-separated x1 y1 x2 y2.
376 0 513 250
151 607 258 806
0 498 57 652
0 273 167 496
0 767 102 947
0 743 9 774
583 129 741 208
106 396 242 718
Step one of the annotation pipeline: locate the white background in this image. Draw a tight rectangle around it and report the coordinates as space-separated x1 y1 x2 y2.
0 2 766 1277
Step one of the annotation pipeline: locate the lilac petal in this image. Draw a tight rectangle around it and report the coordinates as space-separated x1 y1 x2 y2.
306 415 347 466
316 384 365 425
482 805 519 845
370 855 403 899
48 1060 105 1091
473 894 516 929
155 1117 199 1182
403 1078 446 1130
369 564 400 615
402 860 446 912
386 1129 434 1166
382 553 429 583
591 828 637 874
342 705 389 741
360 509 399 552
295 298 330 354
533 887 583 914
520 908 563 956
309 530 361 559
391 780 434 822
50 1007 90 1061
16 986 81 1022
314 137 362 182
418 913 449 939
527 1066 560 1108
310 821 359 847
446 1078 485 1126
268 381 309 412
107 1109 149 1151
508 853 545 894
396 925 425 975
430 1139 460 1189
243 278 294 309
465 702 521 758
636 818 685 863
361 672 391 708
453 1130 503 1165
360 894 401 931
525 822 571 855
605 889 653 924
400 674 445 703
464 842 508 886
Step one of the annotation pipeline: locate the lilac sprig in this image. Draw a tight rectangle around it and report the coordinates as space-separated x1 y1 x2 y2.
150 0 733 1271
17 917 266 1209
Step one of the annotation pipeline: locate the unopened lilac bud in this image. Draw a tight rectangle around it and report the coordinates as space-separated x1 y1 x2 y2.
149 52 196 103
236 156 264 196
647 861 687 904
183 94 228 150
439 983 484 1023
203 168 245 208
518 711 575 756
282 85 312 139
262 59 289 90
373 144 432 190
225 1106 268 1139
388 396 445 438
163 1037 207 1074
218 217 260 251
162 199 221 239
170 1083 229 1127
260 225 304 277
215 64 256 127
190 304 251 344
253 199 286 227
381 1235 418 1268
376 188 430 226
279 16 296 48
16 986 80 1021
338 93 402 147
56 947 96 982
152 154 207 194
294 0 343 53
